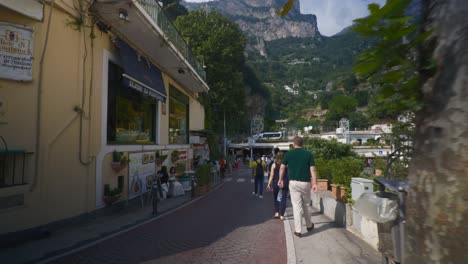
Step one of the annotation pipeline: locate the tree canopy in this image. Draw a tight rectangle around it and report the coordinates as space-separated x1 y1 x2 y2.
326 95 358 122
175 10 248 133
159 0 188 22
353 0 427 116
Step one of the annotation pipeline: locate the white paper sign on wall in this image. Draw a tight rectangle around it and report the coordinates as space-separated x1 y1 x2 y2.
0 22 34 81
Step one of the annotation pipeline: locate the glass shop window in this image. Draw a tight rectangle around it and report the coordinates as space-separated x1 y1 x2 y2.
169 86 189 144
107 62 157 144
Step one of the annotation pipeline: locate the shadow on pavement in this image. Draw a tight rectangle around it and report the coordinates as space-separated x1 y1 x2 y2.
47 167 283 264
301 221 337 238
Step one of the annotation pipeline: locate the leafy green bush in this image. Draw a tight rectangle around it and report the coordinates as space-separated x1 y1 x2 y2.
176 162 186 176
304 138 356 160
315 158 332 181
171 150 180 163
329 157 363 187
196 164 212 186
104 184 122 197
373 156 387 170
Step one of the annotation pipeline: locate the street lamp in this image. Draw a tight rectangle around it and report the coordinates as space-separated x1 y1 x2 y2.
249 115 263 159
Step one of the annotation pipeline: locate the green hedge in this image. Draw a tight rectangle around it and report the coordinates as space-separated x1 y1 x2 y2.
304 138 356 160
316 157 363 187
329 157 363 187
316 158 332 181
196 164 212 186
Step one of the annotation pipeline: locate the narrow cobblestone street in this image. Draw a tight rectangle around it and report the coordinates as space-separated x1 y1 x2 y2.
46 168 287 264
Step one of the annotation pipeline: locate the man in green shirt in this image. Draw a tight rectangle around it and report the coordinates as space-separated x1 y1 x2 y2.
279 136 318 238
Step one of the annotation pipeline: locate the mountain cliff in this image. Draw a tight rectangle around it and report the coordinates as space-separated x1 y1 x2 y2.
183 0 320 41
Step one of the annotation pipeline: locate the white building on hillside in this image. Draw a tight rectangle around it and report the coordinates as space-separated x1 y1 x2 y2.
284 85 299 95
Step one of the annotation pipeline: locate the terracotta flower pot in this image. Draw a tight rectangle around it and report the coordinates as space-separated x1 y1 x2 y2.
338 186 347 202
317 179 328 191
331 184 340 200
103 195 121 206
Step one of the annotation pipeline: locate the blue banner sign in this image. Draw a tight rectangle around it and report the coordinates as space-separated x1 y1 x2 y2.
117 39 166 102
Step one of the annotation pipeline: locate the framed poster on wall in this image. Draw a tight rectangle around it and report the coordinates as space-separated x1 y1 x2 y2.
128 152 156 199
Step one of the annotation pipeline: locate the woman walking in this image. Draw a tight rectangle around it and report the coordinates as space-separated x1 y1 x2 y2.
267 151 289 220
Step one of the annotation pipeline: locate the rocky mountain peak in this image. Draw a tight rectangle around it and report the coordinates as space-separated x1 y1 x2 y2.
183 0 320 41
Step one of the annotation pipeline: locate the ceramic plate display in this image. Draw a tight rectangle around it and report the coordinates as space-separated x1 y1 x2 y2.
130 177 141 194
142 154 150 164
149 153 155 163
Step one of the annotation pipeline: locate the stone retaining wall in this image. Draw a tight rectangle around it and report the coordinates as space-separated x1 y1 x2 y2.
311 191 379 250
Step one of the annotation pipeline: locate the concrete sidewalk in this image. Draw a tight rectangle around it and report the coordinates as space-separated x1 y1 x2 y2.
0 192 193 264
283 204 380 264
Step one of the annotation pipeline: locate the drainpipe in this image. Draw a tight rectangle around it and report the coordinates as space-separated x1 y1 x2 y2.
30 0 55 191
78 14 94 166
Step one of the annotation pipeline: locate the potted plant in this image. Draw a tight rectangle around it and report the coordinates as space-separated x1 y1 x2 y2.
103 184 122 206
331 183 341 200
373 156 386 176
194 164 211 196
111 150 128 173
155 153 168 166
316 158 331 191
171 150 180 163
317 179 329 191
175 162 186 177
330 157 362 202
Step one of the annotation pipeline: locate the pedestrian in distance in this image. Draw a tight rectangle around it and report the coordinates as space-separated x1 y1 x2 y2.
267 151 289 220
151 173 163 215
269 147 281 172
220 155 226 178
251 154 267 198
279 136 318 238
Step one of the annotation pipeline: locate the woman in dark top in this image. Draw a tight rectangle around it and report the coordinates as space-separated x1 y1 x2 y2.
266 151 289 220
158 166 169 184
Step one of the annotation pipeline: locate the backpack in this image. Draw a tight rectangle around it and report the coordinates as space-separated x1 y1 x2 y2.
255 160 264 176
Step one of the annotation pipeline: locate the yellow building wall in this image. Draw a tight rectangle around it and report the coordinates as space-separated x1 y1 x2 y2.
189 97 205 131
0 4 113 234
0 1 204 235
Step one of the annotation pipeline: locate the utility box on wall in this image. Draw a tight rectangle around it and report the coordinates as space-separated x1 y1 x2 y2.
351 178 374 201
351 177 375 235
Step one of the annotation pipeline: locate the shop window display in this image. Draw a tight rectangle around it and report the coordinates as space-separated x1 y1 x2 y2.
107 62 157 144
169 86 189 144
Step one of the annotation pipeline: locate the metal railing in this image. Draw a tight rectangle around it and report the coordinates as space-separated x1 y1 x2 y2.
0 142 29 189
137 0 206 81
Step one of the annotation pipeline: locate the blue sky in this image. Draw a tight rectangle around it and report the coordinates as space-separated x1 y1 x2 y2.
185 0 387 36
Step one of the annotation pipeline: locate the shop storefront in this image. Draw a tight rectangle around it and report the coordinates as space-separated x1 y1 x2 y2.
98 39 199 207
